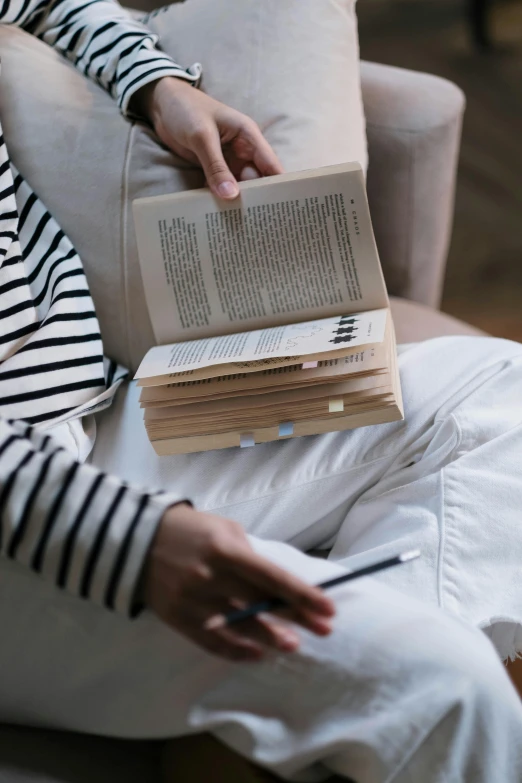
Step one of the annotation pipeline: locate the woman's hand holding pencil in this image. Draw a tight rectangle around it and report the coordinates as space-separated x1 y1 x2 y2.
218 549 421 627
144 504 335 663
144 504 419 664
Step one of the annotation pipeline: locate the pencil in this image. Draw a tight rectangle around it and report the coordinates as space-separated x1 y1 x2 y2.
207 549 421 629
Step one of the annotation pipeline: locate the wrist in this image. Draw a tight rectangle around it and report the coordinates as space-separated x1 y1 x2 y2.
130 76 193 125
133 500 193 614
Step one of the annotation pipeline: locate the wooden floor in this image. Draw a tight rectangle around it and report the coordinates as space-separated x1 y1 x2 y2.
358 0 522 340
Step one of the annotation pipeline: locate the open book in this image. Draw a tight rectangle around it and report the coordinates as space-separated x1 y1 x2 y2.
133 162 403 455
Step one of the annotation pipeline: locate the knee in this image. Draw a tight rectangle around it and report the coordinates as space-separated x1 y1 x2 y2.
449 625 521 716
394 615 522 780
391 605 521 724
332 582 519 716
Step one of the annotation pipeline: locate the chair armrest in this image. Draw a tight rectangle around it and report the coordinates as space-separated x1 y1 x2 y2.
361 61 465 308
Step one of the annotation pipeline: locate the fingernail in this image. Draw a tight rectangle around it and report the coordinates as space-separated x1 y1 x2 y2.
280 632 299 651
318 621 333 635
217 181 239 199
239 165 261 181
204 615 225 631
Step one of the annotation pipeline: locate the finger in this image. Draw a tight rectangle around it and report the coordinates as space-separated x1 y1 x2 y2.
224 149 261 181
229 549 336 618
179 596 300 654
174 603 265 661
236 123 284 177
239 165 262 181
224 149 254 180
178 574 265 622
180 589 297 651
276 605 333 637
190 125 239 199
207 572 331 638
216 616 300 653
198 617 297 659
205 572 266 605
206 600 333 638
190 626 264 662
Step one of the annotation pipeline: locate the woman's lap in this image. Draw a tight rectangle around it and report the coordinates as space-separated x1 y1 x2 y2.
3 370 522 773
89 335 522 658
2 536 519 783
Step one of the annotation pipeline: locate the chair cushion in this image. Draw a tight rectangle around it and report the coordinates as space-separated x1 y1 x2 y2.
0 728 293 783
0 0 365 372
0 724 163 782
390 296 485 343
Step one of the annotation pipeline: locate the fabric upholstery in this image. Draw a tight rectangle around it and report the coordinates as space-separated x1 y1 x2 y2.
0 0 366 371
128 1 465 312
363 62 465 308
0 15 465 370
0 3 471 782
0 724 163 782
390 297 484 343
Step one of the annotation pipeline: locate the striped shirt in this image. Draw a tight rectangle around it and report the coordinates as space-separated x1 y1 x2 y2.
0 0 200 615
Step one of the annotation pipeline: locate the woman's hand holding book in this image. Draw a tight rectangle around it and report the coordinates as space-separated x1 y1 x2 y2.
131 75 283 200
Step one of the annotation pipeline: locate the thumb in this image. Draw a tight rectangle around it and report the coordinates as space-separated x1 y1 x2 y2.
192 127 239 200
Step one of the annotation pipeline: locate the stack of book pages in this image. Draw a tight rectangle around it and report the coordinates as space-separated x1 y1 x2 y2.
133 162 403 455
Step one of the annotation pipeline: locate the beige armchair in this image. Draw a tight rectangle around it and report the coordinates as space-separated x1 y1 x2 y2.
360 61 482 343
365 66 481 345
0 51 487 782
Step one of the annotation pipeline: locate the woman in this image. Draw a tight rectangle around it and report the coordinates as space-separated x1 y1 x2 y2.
1 0 522 779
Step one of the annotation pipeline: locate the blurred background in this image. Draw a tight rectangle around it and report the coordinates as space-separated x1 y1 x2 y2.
358 0 522 340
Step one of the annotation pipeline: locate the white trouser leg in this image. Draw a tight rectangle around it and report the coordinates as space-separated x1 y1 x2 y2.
3 335 522 778
1 538 522 782
90 335 522 657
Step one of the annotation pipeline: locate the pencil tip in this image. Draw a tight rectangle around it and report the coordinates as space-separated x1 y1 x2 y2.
400 549 421 563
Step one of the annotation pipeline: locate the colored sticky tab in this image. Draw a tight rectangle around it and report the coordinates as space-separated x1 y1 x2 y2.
302 361 318 369
278 421 294 437
328 399 344 413
240 433 255 448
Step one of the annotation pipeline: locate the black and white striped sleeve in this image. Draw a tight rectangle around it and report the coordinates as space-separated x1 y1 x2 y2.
0 416 182 616
4 0 201 115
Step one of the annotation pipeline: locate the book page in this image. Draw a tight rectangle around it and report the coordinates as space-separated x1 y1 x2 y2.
150 404 402 455
133 162 388 344
145 392 395 438
137 348 359 385
144 374 391 420
139 344 388 402
141 373 388 407
134 309 387 380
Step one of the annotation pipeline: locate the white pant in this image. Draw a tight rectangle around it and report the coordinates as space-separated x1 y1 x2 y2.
7 0 522 776
2 334 522 782
89 335 522 660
